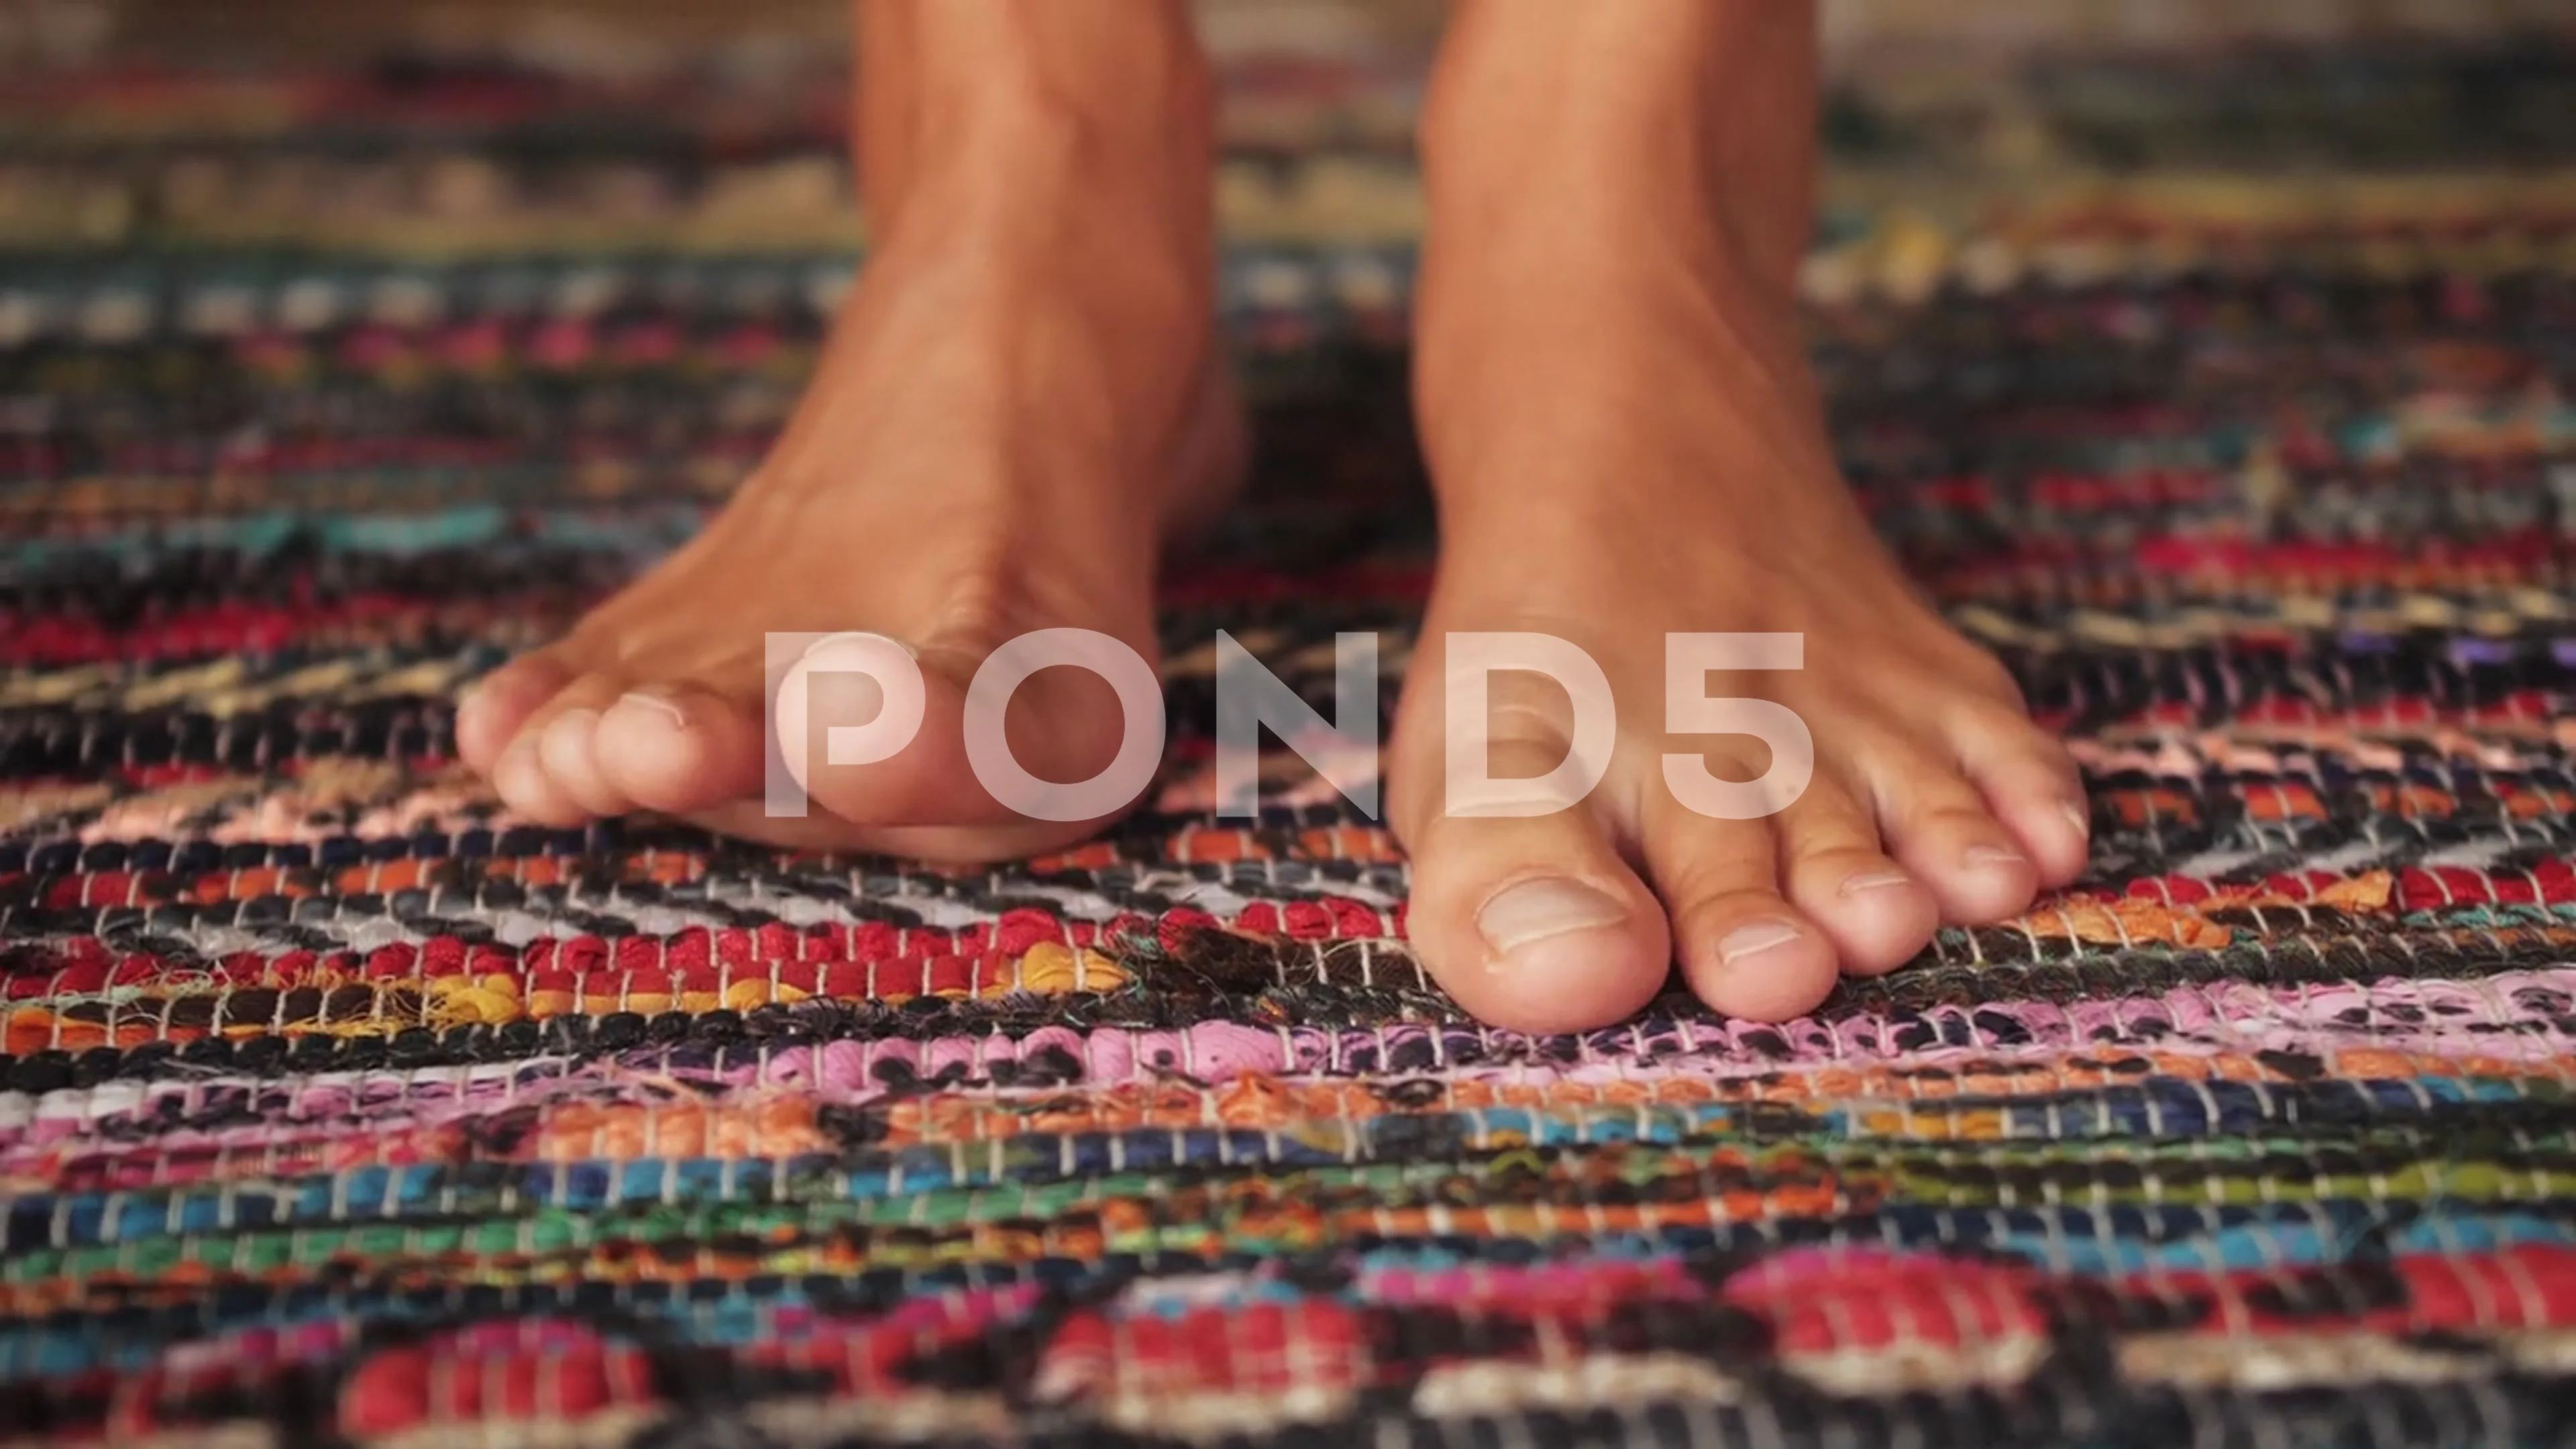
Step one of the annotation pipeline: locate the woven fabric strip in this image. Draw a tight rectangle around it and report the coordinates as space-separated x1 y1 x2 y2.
10 52 2576 1449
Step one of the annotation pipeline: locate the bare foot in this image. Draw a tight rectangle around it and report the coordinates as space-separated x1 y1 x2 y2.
1388 1 2089 1031
454 5 1236 860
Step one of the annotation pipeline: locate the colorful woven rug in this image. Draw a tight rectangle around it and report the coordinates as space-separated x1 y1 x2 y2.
9 39 2576 1449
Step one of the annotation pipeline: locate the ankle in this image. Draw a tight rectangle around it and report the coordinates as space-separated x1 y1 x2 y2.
858 1 1215 258
1417 0 1817 313
1421 5 1719 213
870 106 1215 347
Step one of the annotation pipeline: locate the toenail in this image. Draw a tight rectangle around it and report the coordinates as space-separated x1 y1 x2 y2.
1840 870 1913 896
1477 878 1627 959
1717 920 1804 966
616 690 690 729
2062 802 2091 838
1965 843 2027 867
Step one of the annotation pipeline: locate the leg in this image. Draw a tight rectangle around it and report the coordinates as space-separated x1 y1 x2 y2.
453 0 1240 859
1391 0 2088 1030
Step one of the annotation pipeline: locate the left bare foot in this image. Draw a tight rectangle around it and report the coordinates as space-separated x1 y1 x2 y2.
1386 0 2090 1032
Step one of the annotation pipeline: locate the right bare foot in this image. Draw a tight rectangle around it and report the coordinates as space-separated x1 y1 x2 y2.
454 3 1237 861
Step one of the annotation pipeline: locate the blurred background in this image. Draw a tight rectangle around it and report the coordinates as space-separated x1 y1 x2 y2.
3 0 2573 257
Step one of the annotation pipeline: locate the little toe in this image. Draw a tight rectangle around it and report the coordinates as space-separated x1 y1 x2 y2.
1768 779 1937 976
1643 798 1841 1022
1952 706 2091 885
1405 808 1672 1036
455 651 574 774
594 684 767 815
1868 749 2041 924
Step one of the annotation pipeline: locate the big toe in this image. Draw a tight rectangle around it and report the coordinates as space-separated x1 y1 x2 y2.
1405 806 1673 1035
780 628 1163 833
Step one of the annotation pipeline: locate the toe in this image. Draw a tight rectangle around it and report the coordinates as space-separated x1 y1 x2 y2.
1866 747 2040 924
535 699 633 818
1642 794 1841 1022
1951 703 2090 886
491 731 584 826
776 632 993 826
784 629 1161 831
594 684 767 815
1404 805 1672 1035
1769 774 1937 975
455 651 574 775
493 674 627 826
